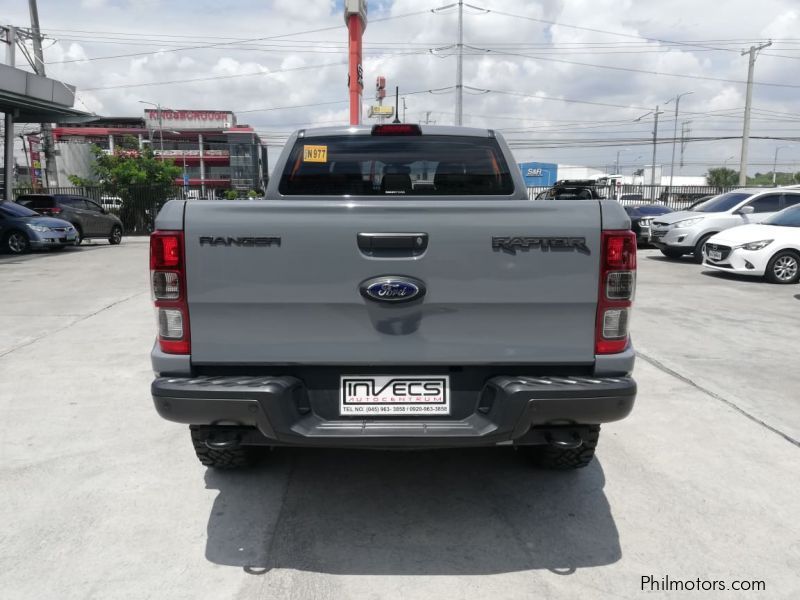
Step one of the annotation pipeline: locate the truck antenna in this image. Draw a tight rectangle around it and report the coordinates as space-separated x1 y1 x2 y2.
393 86 401 123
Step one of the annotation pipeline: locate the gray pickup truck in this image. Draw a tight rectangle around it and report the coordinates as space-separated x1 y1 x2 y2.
150 124 637 471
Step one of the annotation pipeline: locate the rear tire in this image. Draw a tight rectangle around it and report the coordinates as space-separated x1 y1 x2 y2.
190 426 261 469
660 248 684 259
3 230 30 255
108 225 122 245
520 425 600 470
74 226 83 246
765 250 800 284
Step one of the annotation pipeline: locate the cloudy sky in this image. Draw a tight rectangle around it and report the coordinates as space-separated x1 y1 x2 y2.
4 0 800 176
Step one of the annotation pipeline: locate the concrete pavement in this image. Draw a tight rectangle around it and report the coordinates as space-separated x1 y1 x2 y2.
0 241 798 599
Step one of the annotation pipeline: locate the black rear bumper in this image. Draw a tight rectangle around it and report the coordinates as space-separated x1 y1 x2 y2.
152 374 636 448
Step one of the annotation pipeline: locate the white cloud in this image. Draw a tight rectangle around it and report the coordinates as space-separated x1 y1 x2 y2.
3 0 799 175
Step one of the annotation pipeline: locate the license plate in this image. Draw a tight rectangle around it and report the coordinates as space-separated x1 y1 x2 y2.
340 375 450 416
708 250 722 260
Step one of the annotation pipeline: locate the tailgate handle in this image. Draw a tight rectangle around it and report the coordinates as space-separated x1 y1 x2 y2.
357 233 428 257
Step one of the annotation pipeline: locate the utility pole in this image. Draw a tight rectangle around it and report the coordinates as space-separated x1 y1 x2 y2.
28 0 58 188
3 26 16 201
424 111 432 125
455 0 463 126
772 146 788 186
402 97 407 123
615 150 622 175
650 108 661 190
680 121 691 168
666 91 693 195
739 41 772 185
635 107 664 195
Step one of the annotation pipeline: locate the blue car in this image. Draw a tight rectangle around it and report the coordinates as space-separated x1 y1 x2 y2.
0 201 78 254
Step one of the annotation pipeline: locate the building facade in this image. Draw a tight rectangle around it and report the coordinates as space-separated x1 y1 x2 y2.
51 109 267 195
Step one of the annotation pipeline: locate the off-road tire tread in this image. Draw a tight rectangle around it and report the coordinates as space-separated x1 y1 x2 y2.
524 425 601 470
190 426 258 469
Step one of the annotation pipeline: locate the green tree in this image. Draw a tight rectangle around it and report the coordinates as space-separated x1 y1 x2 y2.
224 189 239 200
746 171 797 186
69 145 181 233
706 168 739 188
247 189 258 198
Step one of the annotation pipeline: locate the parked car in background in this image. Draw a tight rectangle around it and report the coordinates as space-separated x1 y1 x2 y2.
703 204 800 284
623 204 673 245
16 193 124 245
619 193 644 202
535 179 606 200
0 201 77 254
100 196 123 212
649 188 800 262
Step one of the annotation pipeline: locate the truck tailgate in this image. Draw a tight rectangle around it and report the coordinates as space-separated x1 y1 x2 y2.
184 199 601 365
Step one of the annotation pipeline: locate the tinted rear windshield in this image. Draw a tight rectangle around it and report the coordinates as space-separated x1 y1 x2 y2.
16 195 55 208
277 135 515 196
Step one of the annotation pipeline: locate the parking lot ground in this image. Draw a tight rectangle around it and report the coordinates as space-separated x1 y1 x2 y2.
1 241 798 600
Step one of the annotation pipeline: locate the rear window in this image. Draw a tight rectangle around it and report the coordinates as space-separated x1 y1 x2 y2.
16 195 55 209
56 197 85 207
278 135 515 196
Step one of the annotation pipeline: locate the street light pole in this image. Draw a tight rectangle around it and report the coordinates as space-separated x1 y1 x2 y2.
665 91 693 195
138 100 166 160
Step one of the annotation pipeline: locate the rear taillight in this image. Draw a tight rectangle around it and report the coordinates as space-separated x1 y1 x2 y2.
596 230 636 354
50 206 62 215
150 231 190 354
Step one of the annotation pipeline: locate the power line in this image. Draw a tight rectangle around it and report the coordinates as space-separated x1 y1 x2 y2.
80 48 434 91
463 46 800 89
477 6 754 57
43 9 431 65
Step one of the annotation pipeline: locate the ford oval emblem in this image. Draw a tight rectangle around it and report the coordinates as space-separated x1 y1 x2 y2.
360 276 426 303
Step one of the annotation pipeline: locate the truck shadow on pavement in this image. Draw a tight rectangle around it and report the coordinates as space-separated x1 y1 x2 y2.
204 447 621 575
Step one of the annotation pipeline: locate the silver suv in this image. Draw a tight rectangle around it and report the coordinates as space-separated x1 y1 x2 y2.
649 188 800 262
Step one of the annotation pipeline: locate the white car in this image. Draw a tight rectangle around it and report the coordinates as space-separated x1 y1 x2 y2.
649 188 800 262
702 204 800 284
100 196 123 210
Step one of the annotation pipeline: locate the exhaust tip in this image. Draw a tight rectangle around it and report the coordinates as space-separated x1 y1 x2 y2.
545 430 583 450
